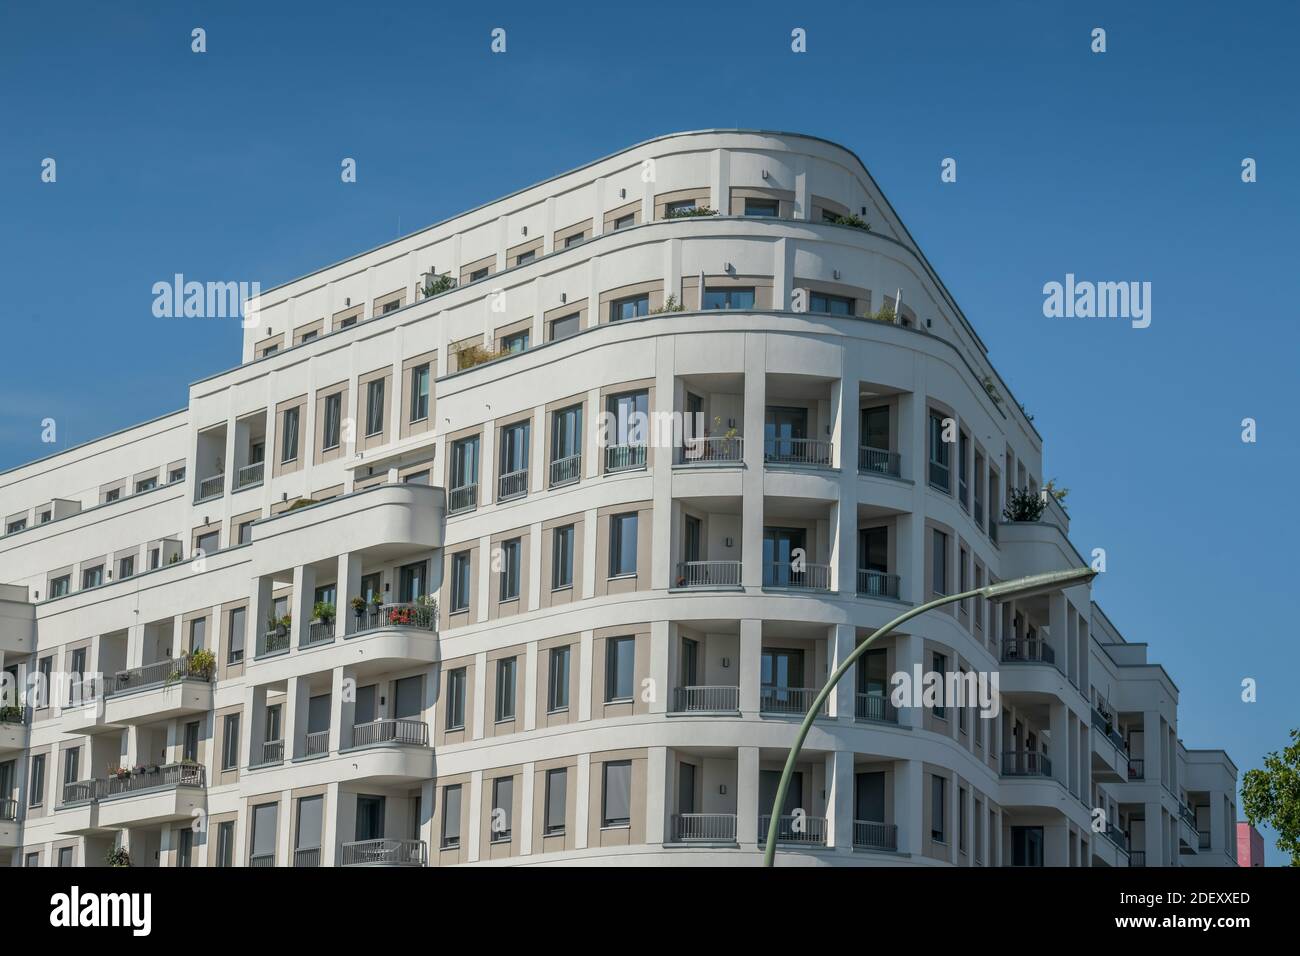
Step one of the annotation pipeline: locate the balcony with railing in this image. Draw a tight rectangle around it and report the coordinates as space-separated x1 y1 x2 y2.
340 838 427 866
0 797 17 822
760 685 826 717
62 762 206 817
293 846 321 867
677 436 744 466
605 443 647 474
1000 637 1056 667
249 853 275 868
764 436 833 468
1098 823 1130 855
195 472 224 503
235 461 264 490
257 626 291 658
497 468 528 501
302 619 335 648
853 820 898 852
1090 707 1128 755
1127 758 1145 781
671 685 741 714
858 445 901 478
304 730 329 757
758 814 827 847
448 483 478 515
350 718 429 750
350 601 437 635
1001 751 1052 778
104 655 213 699
254 739 284 767
855 692 898 724
671 813 737 843
549 453 581 488
1178 804 1200 851
856 569 901 600
674 560 742 590
763 562 831 591
1129 850 1146 867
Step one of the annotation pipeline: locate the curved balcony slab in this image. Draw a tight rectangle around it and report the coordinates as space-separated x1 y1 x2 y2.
244 743 434 792
97 786 206 829
102 679 213 726
248 625 438 681
670 467 744 499
0 721 26 754
993 520 1086 581
762 468 842 502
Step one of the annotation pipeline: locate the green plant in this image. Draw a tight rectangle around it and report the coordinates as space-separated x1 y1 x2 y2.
0 705 22 723
455 342 501 370
1002 486 1045 523
1018 401 1035 422
287 498 317 511
369 593 383 607
828 212 871 231
351 596 368 616
651 294 684 314
105 846 131 867
420 273 456 297
865 305 896 323
188 647 216 678
1242 728 1300 865
1043 478 1069 513
313 601 336 622
168 552 181 564
665 205 717 218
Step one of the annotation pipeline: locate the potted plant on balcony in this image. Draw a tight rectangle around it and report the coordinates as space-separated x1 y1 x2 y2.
351 596 367 621
313 601 336 626
1002 487 1045 523
108 766 131 780
188 647 216 680
0 704 22 723
105 846 131 867
369 593 383 614
388 606 413 626
276 614 292 637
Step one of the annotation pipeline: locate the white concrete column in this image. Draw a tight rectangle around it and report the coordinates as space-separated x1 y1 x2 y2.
336 551 363 636
1049 701 1069 788
284 675 309 760
896 632 924 729
736 746 760 848
648 620 670 715
292 564 316 650
645 746 668 845
241 685 266 769
523 642 538 732
1143 711 1161 784
826 750 855 851
321 781 342 866
519 762 535 856
578 632 594 721
276 790 293 865
574 755 591 850
829 624 855 720
329 666 348 752
740 340 766 588
894 759 923 855
472 651 488 739
738 619 762 714
248 574 272 656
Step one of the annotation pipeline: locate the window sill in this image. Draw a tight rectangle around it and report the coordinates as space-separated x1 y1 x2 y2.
607 573 638 582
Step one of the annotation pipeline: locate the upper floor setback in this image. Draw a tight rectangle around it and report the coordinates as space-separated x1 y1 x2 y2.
239 130 992 369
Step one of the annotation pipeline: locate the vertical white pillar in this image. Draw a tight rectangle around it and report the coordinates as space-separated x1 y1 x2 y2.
738 619 762 714
736 746 760 849
827 750 855 852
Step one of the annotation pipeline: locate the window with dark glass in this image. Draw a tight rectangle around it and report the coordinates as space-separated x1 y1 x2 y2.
365 379 385 437
605 636 635 702
552 524 575 589
702 287 755 310
609 294 649 322
450 553 471 612
548 646 571 712
609 512 638 577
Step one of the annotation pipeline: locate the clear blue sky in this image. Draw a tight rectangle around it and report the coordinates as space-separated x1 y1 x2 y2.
2 1 1296 863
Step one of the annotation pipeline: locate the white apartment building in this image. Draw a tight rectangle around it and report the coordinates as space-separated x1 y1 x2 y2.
0 130 1236 868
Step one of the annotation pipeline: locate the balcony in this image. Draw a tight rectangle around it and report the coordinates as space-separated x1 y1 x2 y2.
853 820 898 852
235 461 264 490
1099 823 1130 854
858 446 901 478
763 562 831 591
98 656 214 725
293 847 321 867
856 569 901 600
1129 850 1146 867
674 560 742 590
105 655 212 699
605 444 647 474
448 483 477 515
671 813 737 843
0 797 17 822
351 601 437 634
764 437 833 469
340 838 427 867
758 814 827 847
351 718 429 749
302 619 335 648
678 436 744 466
195 472 224 502
1178 805 1200 852
1001 751 1052 778
249 854 275 868
760 685 825 717
1127 758 1145 781
258 628 291 658
497 468 528 501
1000 638 1056 666
66 763 207 829
0 713 25 753
254 739 284 767
855 692 898 724
671 685 740 714
304 730 329 757
1090 707 1127 754
549 453 581 488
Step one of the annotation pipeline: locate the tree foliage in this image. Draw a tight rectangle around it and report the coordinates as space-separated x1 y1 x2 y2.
1241 727 1300 866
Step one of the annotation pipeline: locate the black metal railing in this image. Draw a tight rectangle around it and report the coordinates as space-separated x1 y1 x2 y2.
858 445 901 477
1001 751 1052 777
605 444 647 473
351 718 429 748
856 569 901 599
853 820 898 851
105 655 213 698
671 686 740 713
855 692 898 724
349 602 437 633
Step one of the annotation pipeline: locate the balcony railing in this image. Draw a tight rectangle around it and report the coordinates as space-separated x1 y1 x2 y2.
1099 824 1129 853
351 718 429 749
759 814 827 846
858 445 901 477
1198 829 1211 850
105 655 213 698
855 692 898 724
856 569 901 599
1127 758 1145 780
672 685 740 713
196 473 224 501
351 601 437 633
763 562 831 590
304 730 329 757
678 436 743 465
497 468 528 501
302 620 335 648
293 847 321 868
764 437 833 468
102 762 205 800
1001 751 1052 777
256 740 284 766
672 813 737 843
258 628 291 657
249 854 276 868
1129 850 1146 867
605 444 647 473
853 820 898 851
448 483 477 515
674 560 742 589
62 780 98 806
760 685 825 716
235 461 264 489
0 797 17 821
1090 707 1128 755
340 839 427 867
549 453 581 488
1000 638 1055 666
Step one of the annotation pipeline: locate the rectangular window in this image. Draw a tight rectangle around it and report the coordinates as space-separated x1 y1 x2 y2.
548 646 571 712
216 821 235 866
441 785 462 847
959 548 969 617
928 410 951 491
958 786 968 853
135 476 157 494
612 213 635 230
63 748 79 787
932 529 948 595
495 658 517 721
5 519 26 534
228 607 246 663
605 636 635 702
551 524 575 589
251 803 278 864
58 847 74 867
238 521 253 545
398 560 426 602
932 652 948 719
549 312 580 341
550 403 583 482
450 436 480 489
609 294 650 322
545 768 567 835
118 555 135 579
105 488 120 502
281 407 300 463
222 714 241 770
183 720 200 762
931 775 946 842
469 266 490 282
664 199 698 217
609 512 638 577
499 421 530 490
36 657 52 708
322 392 342 449
500 330 529 354
499 538 521 602
1012 826 1044 867
29 754 45 807
702 287 755 310
81 565 103 589
169 467 186 483
491 777 514 841
957 668 968 733
195 531 219 555
365 379 385 437
445 668 467 730
450 552 472 613
744 198 779 217
50 575 70 598
409 364 430 422
958 432 970 510
564 232 586 248
602 760 632 826
809 291 854 315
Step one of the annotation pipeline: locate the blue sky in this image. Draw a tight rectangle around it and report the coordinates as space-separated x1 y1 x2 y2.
2 1 1296 863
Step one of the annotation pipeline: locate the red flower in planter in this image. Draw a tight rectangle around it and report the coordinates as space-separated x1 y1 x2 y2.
388 608 412 625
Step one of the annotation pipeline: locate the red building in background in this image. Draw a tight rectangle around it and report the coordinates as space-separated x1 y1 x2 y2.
1236 822 1265 866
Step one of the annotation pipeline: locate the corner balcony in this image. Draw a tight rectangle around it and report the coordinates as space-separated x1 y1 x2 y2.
1090 706 1129 783
65 763 206 829
760 685 826 717
677 436 744 466
338 718 433 785
673 560 742 590
1001 751 1052 778
340 838 427 867
670 813 738 844
854 692 898 725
